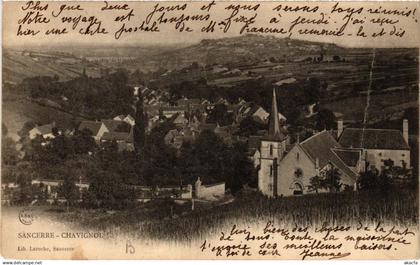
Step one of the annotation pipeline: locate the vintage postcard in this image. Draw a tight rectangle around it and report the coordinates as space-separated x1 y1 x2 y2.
1 0 419 260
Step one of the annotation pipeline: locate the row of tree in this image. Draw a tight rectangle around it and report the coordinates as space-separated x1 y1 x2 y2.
21 68 134 119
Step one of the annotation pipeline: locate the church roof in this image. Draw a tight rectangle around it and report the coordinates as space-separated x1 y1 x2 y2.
266 88 287 141
299 131 357 180
332 148 361 167
338 128 409 150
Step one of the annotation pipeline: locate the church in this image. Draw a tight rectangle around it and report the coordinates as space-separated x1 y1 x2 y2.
257 89 411 197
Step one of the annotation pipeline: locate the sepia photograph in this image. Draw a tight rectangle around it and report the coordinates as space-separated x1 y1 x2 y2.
1 0 419 261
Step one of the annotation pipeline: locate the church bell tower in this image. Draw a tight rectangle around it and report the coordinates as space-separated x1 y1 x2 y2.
258 88 288 197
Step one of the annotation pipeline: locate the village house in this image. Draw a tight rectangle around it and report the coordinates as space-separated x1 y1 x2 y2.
29 122 58 140
78 121 109 142
337 119 410 171
237 102 286 124
171 112 189 127
101 131 134 151
78 118 133 148
113 114 135 126
194 178 225 200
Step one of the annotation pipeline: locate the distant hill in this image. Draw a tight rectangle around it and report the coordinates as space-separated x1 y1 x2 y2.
2 50 96 84
2 45 180 83
2 35 347 83
145 34 345 69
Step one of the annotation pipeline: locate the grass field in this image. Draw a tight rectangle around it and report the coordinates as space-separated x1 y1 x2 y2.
2 98 83 141
47 189 418 242
321 90 418 122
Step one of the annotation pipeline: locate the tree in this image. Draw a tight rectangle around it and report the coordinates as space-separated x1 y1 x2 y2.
308 175 322 193
315 109 335 131
142 121 178 186
13 162 36 205
224 142 257 194
86 169 136 209
178 130 228 185
238 116 265 137
59 174 79 209
2 136 19 166
18 121 36 140
207 103 233 126
320 167 342 193
133 91 147 157
72 129 97 155
304 77 321 104
358 168 391 193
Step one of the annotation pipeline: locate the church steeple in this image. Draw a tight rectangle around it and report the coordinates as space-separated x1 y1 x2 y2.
268 88 285 141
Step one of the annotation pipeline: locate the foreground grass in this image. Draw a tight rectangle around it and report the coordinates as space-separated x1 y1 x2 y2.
51 189 418 242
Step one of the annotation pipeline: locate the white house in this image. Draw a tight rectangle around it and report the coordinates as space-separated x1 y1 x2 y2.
337 119 410 170
123 114 135 126
78 121 109 142
29 122 57 140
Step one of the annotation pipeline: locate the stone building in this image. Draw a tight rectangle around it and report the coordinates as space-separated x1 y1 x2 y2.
337 119 410 171
257 89 290 197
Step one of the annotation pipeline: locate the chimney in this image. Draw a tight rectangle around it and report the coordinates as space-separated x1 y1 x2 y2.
403 119 409 144
337 119 343 139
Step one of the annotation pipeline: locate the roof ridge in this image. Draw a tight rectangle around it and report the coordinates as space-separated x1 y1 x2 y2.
345 127 401 132
300 130 330 145
331 147 362 153
331 148 360 167
328 159 358 180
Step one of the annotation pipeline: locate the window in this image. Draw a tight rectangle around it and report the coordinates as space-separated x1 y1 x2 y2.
294 168 303 178
269 165 273 177
402 153 405 157
269 144 273 156
296 152 300 161
268 183 273 191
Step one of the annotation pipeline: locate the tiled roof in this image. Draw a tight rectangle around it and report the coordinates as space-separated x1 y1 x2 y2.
338 128 409 150
113 115 125 120
101 131 133 143
300 131 357 180
78 121 102 136
102 120 131 133
332 148 361 167
36 122 56 135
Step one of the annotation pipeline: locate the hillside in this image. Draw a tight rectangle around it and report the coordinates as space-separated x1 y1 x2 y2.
2 50 100 84
145 34 345 69
2 35 340 83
